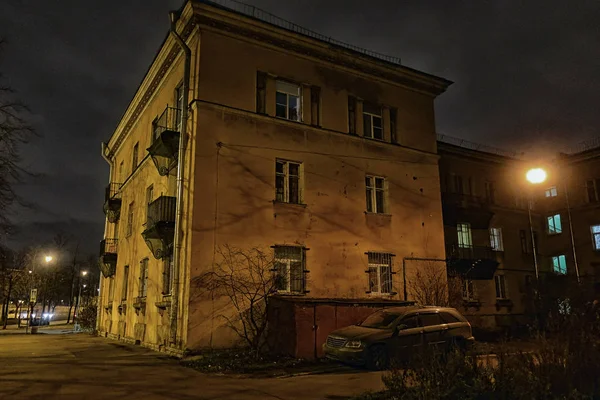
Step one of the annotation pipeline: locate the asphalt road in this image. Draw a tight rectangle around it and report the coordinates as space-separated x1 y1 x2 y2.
0 334 384 399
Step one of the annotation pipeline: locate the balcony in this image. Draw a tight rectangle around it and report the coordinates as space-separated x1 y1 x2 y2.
103 183 123 223
441 193 494 229
99 239 118 278
147 106 181 176
446 244 500 280
142 196 176 259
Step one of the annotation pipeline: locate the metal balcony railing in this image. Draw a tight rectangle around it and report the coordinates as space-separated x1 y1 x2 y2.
100 239 118 256
105 183 122 201
146 196 176 226
446 244 497 261
200 0 401 65
152 107 181 142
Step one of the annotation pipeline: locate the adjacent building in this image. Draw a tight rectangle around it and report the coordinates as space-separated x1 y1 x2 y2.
98 0 451 355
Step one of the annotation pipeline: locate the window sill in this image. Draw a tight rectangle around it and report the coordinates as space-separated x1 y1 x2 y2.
275 291 308 296
272 200 307 208
462 300 481 310
104 301 114 311
495 299 513 311
155 300 171 309
364 211 392 217
363 136 386 143
366 291 397 297
547 232 563 236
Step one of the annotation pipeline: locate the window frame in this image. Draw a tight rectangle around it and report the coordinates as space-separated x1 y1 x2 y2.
489 227 504 251
462 279 476 300
457 223 473 249
132 142 139 173
591 225 600 251
365 175 387 214
275 159 303 204
367 252 393 295
552 255 567 275
362 103 383 140
545 186 558 198
274 246 306 294
108 276 115 302
547 213 563 235
275 80 301 122
122 265 129 301
126 202 134 237
494 275 507 299
586 180 599 203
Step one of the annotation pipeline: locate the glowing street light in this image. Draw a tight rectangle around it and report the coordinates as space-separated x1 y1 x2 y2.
82 270 88 276
526 168 547 184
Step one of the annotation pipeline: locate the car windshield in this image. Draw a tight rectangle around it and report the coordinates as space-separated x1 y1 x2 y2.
359 310 400 329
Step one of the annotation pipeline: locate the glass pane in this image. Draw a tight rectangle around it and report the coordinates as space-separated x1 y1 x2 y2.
419 314 442 327
399 316 419 329
363 116 372 138
594 232 600 250
592 225 600 234
276 81 300 95
380 266 392 293
274 261 287 290
441 312 460 323
289 176 299 204
373 116 382 128
290 261 303 292
276 161 285 174
375 190 385 213
373 126 383 140
368 267 379 292
363 103 381 115
276 103 287 118
365 176 373 187
288 95 300 121
375 178 384 189
555 215 562 233
366 187 373 212
289 163 299 176
495 277 501 298
275 175 285 202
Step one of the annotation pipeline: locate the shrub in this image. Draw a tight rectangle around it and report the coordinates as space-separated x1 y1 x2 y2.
77 304 97 332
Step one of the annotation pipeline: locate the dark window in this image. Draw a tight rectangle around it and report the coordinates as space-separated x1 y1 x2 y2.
520 230 528 254
310 86 321 126
256 71 267 114
139 258 148 298
162 253 173 295
586 180 598 203
390 107 398 143
122 265 129 301
348 96 356 134
274 246 305 293
455 175 464 194
485 181 495 204
132 143 139 173
467 177 473 195
361 311 400 328
419 313 443 327
398 315 419 329
366 176 386 214
275 160 301 204
440 312 461 323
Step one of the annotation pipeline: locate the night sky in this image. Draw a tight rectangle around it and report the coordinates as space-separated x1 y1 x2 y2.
1 0 599 252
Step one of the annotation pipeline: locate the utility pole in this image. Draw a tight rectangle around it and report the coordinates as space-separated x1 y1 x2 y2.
67 243 79 324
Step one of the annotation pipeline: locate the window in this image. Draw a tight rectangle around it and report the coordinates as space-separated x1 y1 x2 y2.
454 175 464 194
145 185 154 220
586 180 599 203
390 107 398 144
367 252 393 295
126 202 134 237
274 246 305 293
494 275 507 299
591 225 600 250
547 214 562 234
489 228 503 251
484 181 495 204
462 279 475 300
363 103 383 140
275 81 301 121
132 142 139 173
139 258 149 298
467 177 473 195
440 312 461 323
348 96 356 134
398 315 419 329
162 254 173 295
275 160 302 204
119 161 124 182
122 265 129 301
520 230 528 253
256 71 267 114
114 220 119 239
366 176 386 214
175 83 184 129
108 277 115 301
457 223 473 248
310 86 321 126
545 186 558 197
152 117 161 142
552 255 567 275
420 313 443 327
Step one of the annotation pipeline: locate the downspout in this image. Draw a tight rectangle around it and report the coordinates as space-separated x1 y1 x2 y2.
169 9 191 348
99 142 112 332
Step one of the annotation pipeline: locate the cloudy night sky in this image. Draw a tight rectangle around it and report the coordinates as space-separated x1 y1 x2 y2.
1 0 599 253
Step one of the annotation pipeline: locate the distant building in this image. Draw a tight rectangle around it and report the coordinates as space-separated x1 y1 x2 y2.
98 0 451 355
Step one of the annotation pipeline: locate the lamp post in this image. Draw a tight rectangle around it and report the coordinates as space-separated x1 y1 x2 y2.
74 270 88 332
26 252 53 334
526 168 547 281
563 180 581 283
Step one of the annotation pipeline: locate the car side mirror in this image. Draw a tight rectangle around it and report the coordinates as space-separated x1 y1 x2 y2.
394 324 407 335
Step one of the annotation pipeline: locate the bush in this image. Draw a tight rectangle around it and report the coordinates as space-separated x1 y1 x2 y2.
77 304 97 332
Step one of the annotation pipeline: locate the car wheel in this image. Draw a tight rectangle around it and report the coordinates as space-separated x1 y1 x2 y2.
366 345 389 371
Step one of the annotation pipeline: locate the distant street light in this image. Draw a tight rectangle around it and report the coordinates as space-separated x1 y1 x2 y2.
44 255 53 263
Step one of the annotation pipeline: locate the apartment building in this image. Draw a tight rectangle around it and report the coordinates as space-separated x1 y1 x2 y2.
438 137 600 331
98 0 451 354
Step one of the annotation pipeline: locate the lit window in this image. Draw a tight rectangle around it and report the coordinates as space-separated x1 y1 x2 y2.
591 225 600 250
367 252 393 295
457 223 473 248
462 279 475 300
363 103 383 140
494 275 507 299
489 228 503 251
274 246 305 293
366 176 386 214
275 160 302 204
139 258 149 298
275 81 301 121
552 255 567 275
547 214 562 234
545 186 558 197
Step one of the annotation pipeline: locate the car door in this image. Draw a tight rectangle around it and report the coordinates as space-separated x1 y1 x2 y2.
389 314 423 357
439 311 465 344
418 312 445 348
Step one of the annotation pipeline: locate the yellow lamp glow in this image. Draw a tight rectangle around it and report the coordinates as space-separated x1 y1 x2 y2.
526 168 547 184
44 255 53 263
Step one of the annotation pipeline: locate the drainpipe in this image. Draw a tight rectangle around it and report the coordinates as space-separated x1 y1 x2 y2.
99 142 112 332
169 9 191 348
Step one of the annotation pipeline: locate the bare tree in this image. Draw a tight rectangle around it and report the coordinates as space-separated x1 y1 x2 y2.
193 245 280 355
0 38 36 237
411 261 461 307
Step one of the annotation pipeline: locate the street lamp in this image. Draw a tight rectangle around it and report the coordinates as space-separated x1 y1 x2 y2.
525 168 546 280
26 252 54 334
74 270 88 332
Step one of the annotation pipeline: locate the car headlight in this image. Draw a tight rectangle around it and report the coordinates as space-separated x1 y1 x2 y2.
344 340 364 349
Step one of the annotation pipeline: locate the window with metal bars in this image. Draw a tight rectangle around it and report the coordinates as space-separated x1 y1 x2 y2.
367 252 393 294
275 160 302 204
274 246 305 293
366 175 386 213
457 223 473 248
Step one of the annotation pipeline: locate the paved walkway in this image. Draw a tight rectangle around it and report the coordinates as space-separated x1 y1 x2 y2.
0 334 384 399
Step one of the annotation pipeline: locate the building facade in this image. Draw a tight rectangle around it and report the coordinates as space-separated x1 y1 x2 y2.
98 0 451 354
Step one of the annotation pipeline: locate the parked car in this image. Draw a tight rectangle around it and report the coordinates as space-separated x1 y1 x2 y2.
323 306 474 370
